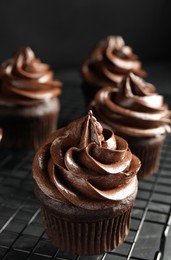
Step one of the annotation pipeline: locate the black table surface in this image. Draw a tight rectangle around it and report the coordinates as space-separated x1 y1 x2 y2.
0 64 171 260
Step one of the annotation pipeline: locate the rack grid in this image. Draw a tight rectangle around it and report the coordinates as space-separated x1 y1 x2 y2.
0 84 171 260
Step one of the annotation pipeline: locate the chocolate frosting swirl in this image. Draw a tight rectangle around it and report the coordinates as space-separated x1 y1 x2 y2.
92 73 171 137
33 111 140 210
81 36 146 88
0 47 62 106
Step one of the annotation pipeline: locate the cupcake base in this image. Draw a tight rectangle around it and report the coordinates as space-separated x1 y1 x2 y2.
41 206 131 255
0 97 60 150
34 182 137 255
122 134 166 178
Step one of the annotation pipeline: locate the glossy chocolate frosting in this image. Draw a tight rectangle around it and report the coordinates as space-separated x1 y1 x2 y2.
92 73 171 137
81 36 146 88
0 47 62 106
33 111 140 210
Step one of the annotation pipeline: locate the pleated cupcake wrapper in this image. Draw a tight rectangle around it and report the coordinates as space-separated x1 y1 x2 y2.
1 113 58 150
129 137 165 178
41 206 132 255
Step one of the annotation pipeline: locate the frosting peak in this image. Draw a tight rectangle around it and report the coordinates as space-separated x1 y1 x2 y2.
92 73 171 137
79 110 108 148
10 47 51 80
81 35 146 88
115 73 164 109
0 47 62 106
33 112 140 210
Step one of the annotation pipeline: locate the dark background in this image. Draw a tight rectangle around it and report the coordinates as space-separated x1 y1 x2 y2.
0 0 171 69
0 2 171 259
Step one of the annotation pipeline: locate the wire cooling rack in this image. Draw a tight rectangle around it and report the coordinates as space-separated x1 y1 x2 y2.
0 79 171 260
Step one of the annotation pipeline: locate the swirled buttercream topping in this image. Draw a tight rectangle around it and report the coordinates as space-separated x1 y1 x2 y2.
81 35 146 88
33 111 140 210
92 73 171 137
0 47 62 106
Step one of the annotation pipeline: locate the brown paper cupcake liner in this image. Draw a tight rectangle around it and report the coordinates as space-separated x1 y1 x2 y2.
41 205 132 255
129 135 165 178
0 112 58 150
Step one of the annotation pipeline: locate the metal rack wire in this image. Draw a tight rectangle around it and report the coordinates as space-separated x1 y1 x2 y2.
0 82 171 260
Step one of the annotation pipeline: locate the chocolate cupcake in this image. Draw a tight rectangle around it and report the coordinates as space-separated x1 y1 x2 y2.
91 73 171 178
0 47 62 150
81 35 146 105
33 111 140 255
